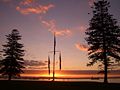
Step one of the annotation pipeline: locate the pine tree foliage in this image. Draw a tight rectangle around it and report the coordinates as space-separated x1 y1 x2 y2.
0 29 24 80
85 0 120 83
0 51 2 60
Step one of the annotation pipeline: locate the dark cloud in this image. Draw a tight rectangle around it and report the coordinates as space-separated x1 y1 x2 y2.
24 60 48 69
24 60 47 66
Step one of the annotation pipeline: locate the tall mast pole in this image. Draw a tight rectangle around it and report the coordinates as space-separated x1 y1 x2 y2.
53 32 56 81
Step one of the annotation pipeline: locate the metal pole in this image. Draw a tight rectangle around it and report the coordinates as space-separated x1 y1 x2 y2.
53 50 55 81
53 32 56 81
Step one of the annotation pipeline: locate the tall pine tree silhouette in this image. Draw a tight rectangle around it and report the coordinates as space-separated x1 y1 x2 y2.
86 0 120 83
0 51 2 60
0 29 24 80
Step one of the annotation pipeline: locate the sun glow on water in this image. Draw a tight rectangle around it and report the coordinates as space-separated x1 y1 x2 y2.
41 73 65 77
21 72 66 78
21 70 120 80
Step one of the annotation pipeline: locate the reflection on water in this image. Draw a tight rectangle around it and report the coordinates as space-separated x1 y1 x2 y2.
53 78 120 83
0 70 120 83
1 77 120 83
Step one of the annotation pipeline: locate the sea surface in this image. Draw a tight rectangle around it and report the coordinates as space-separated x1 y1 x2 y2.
22 70 120 83
1 70 120 83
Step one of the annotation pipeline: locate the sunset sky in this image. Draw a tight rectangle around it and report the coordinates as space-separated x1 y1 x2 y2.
0 0 120 70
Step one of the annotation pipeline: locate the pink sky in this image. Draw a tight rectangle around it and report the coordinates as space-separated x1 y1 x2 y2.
0 0 120 70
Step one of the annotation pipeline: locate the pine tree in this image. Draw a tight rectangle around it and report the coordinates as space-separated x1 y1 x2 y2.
0 51 2 60
86 0 120 83
0 29 24 80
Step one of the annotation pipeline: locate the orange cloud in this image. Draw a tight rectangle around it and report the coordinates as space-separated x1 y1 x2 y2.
75 43 88 51
41 19 72 37
41 19 55 31
79 26 86 33
16 0 54 15
16 4 54 15
88 0 95 7
20 0 35 5
50 29 72 36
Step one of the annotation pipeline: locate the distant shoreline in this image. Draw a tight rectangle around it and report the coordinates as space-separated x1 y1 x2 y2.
1 76 120 80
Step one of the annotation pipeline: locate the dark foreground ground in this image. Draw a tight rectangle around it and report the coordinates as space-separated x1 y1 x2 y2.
0 80 120 90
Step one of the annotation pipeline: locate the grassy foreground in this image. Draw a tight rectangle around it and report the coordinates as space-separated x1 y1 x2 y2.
0 80 120 90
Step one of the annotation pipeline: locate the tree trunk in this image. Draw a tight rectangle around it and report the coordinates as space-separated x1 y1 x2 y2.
104 58 108 83
103 44 108 83
103 29 108 83
8 74 12 81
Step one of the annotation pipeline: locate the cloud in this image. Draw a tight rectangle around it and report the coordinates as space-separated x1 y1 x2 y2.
24 60 47 66
16 0 54 15
16 4 54 15
20 0 35 5
41 19 55 31
53 29 72 36
25 66 47 69
88 0 95 7
79 26 86 33
75 43 88 51
24 60 47 69
41 19 72 37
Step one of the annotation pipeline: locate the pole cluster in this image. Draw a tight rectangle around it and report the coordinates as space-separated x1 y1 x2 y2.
48 32 62 81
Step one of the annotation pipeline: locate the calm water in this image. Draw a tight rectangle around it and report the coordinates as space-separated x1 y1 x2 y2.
1 70 120 83
7 78 120 83
52 78 120 83
21 70 120 83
